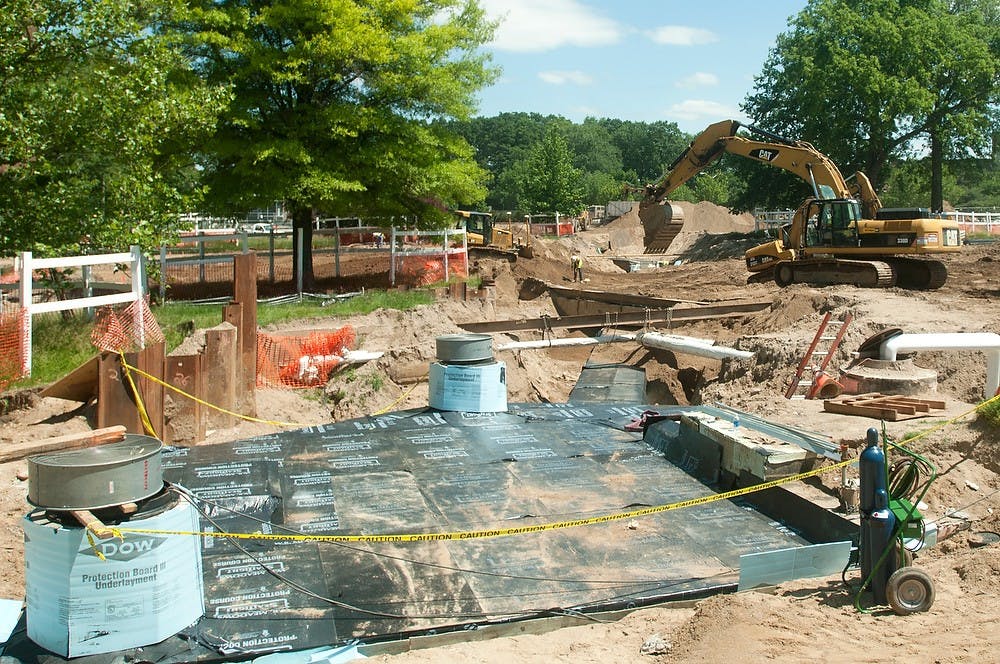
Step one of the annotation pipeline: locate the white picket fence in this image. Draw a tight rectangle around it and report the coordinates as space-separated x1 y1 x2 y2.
942 210 999 235
17 245 146 375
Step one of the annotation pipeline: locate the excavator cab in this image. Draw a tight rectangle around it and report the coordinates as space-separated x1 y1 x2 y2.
804 199 862 249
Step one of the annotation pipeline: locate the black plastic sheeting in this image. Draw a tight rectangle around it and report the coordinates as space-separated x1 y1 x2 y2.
5 402 810 663
569 364 647 404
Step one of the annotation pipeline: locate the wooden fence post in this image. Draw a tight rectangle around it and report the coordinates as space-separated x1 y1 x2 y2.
233 252 258 417
98 352 142 434
205 323 237 430
164 353 204 445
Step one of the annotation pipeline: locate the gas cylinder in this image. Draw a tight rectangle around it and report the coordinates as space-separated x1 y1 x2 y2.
859 427 898 603
859 427 886 515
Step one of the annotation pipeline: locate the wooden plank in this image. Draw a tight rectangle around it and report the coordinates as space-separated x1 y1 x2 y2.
137 342 165 439
205 323 237 429
233 252 257 418
39 355 98 402
823 400 905 421
70 510 115 539
164 353 204 445
0 425 126 463
97 352 142 433
824 392 947 421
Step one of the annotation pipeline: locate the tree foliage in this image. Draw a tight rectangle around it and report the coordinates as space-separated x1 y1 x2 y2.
450 114 690 211
742 0 999 212
186 3 489 224
180 0 498 284
516 126 583 215
0 0 223 256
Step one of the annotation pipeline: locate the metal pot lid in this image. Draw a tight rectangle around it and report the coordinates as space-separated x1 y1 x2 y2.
29 436 162 469
436 333 494 363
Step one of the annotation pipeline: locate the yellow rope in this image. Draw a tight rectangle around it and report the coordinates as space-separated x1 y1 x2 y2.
121 359 307 428
119 352 159 439
371 381 422 416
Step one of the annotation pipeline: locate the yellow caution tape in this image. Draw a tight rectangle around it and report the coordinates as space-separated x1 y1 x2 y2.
115 455 854 543
120 359 305 428
371 382 420 416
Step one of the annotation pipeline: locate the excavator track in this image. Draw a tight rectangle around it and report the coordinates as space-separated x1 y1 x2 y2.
888 258 948 290
773 259 897 288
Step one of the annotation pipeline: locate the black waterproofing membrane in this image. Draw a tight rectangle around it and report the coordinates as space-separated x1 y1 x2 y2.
5 398 814 662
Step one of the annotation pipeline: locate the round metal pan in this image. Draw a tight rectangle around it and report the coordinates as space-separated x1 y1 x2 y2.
436 333 494 364
27 434 164 510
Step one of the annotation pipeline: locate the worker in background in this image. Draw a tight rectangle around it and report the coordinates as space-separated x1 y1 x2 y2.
571 254 584 282
373 231 385 248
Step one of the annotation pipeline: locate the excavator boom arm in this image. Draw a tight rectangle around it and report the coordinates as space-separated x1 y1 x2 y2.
644 120 881 213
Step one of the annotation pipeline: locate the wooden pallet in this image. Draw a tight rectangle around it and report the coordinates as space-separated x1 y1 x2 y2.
823 393 947 421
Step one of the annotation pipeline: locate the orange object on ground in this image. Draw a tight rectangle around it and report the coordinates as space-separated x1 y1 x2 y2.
257 326 356 388
0 309 25 390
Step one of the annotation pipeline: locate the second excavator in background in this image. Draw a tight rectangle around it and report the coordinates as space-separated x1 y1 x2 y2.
637 120 963 289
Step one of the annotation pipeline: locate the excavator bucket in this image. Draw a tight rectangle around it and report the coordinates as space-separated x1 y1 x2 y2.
640 200 685 254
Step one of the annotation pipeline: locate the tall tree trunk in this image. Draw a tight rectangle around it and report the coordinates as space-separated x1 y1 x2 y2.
930 129 944 212
288 201 316 289
863 137 887 191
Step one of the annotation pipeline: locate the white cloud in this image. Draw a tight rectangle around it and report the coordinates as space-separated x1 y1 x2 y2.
666 99 746 123
480 0 622 53
647 26 719 46
538 70 594 86
676 72 719 88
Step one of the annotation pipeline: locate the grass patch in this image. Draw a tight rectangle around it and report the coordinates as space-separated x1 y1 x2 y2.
18 313 97 388
977 397 1000 426
10 288 434 390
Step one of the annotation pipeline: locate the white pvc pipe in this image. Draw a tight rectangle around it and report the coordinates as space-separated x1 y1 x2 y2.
637 331 754 361
498 334 636 351
880 332 1000 399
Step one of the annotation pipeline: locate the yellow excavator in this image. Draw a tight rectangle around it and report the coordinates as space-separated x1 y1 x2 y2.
455 210 533 261
638 120 963 289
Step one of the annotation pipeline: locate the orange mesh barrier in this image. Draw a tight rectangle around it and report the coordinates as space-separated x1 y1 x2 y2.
91 297 165 353
397 253 468 287
257 326 356 388
0 309 25 391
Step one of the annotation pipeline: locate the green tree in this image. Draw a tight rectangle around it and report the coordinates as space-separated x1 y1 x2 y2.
449 112 554 208
184 0 497 286
517 126 584 214
743 0 999 212
0 0 222 256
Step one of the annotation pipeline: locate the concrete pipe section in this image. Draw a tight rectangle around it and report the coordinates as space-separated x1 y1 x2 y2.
880 332 1000 399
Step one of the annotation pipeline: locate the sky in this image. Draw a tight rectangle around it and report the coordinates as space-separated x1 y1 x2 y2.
474 0 808 134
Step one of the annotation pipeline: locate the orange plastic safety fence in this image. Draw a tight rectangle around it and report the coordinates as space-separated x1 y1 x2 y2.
90 296 165 353
397 253 468 287
257 326 356 388
0 309 26 391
